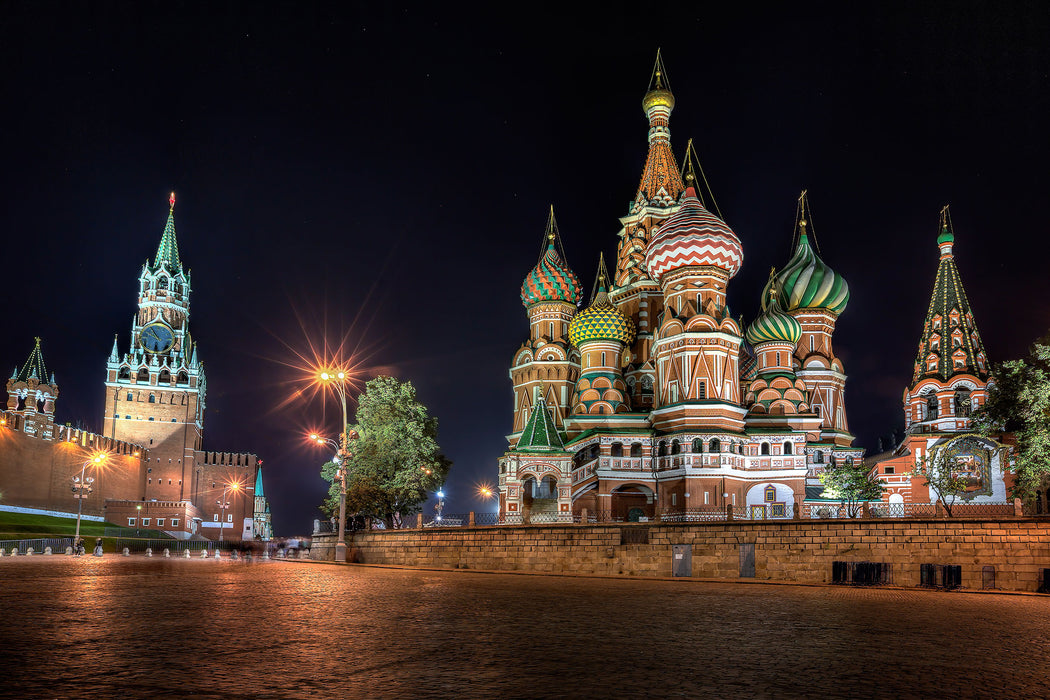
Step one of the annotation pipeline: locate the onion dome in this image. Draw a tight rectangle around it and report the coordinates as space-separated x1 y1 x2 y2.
520 242 582 308
645 188 743 283
568 256 636 346
779 220 849 314
937 224 954 246
746 271 802 346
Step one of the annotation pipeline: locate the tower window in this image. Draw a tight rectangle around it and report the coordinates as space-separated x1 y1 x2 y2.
149 417 154 421
783 441 793 455
760 442 770 455
149 394 156 403
764 485 776 502
127 392 133 401
696 381 706 399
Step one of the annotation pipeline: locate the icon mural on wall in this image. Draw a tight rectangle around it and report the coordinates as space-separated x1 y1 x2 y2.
940 435 995 500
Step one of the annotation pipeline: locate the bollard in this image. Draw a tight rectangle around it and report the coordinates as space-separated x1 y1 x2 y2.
145 548 153 557
183 549 191 558
200 550 208 558
0 548 5 557
122 547 130 557
26 547 34 556
231 550 239 560
44 547 52 555
9 548 17 556
65 546 73 555
163 548 170 558
214 550 222 560
263 549 270 559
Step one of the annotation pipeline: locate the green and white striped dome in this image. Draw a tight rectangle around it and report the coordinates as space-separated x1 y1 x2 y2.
779 228 849 315
746 272 802 346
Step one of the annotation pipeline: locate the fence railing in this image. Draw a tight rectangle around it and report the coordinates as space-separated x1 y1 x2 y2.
0 537 73 554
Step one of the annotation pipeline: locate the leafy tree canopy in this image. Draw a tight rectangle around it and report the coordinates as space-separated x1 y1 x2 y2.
818 457 883 518
320 376 450 528
972 342 1050 497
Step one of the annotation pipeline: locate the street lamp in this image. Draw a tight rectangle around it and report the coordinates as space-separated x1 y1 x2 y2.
317 368 358 563
309 429 356 558
434 490 445 524
72 453 105 550
217 481 242 544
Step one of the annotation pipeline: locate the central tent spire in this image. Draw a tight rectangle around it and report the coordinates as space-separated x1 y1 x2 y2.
152 191 183 273
634 49 685 208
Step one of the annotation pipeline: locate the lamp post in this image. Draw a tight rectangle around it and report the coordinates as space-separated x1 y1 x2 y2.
310 430 356 557
434 490 445 525
318 369 360 562
72 454 105 549
217 481 241 544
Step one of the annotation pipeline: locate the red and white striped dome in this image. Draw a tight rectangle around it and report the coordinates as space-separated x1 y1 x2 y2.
645 188 743 283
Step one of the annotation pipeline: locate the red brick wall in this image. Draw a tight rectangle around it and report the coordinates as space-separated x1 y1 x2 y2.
320 518 1050 592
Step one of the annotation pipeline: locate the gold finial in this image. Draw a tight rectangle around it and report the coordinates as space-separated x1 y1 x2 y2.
169 192 176 211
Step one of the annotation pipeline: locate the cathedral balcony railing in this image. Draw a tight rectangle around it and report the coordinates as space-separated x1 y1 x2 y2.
608 457 647 471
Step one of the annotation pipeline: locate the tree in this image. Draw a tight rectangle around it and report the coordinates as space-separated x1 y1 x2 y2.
972 342 1050 498
910 444 973 517
818 457 883 518
320 376 450 529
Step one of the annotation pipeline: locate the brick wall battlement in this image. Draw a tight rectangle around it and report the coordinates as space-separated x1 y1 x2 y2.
311 518 1050 592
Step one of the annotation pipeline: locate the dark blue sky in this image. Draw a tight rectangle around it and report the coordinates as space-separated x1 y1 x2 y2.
3 2 1048 534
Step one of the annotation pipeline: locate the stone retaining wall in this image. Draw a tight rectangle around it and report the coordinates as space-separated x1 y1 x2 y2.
312 518 1050 592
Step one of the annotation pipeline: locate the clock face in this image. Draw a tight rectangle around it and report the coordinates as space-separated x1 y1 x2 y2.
140 322 175 354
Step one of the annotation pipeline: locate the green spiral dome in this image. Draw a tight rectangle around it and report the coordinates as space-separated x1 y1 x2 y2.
746 273 802 346
779 231 849 314
568 288 636 347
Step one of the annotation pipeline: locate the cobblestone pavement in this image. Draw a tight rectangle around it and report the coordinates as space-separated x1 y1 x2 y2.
3 557 1050 699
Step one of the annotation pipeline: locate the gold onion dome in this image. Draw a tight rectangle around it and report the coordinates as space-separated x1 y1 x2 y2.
520 242 582 308
568 286 636 347
642 86 675 113
645 188 744 283
779 221 849 314
746 271 802 346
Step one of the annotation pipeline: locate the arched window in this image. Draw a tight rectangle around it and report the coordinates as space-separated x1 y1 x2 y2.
671 440 681 455
814 451 824 464
926 395 939 420
709 438 721 453
119 367 131 380
954 388 971 417
136 367 149 383
177 371 189 385
630 443 642 458
764 485 776 502
641 375 654 397
157 277 169 290
760 442 770 455
601 351 606 367
610 442 622 457
658 441 667 457
692 438 703 453
783 441 793 455
159 369 171 384
696 381 706 400
148 394 156 404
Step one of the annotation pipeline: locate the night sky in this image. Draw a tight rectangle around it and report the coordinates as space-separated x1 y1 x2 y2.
3 3 1048 535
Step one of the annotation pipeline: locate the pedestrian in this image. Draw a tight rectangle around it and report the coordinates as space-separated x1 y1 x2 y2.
93 538 103 557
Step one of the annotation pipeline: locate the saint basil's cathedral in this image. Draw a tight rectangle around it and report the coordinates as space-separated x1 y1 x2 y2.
497 55 1009 522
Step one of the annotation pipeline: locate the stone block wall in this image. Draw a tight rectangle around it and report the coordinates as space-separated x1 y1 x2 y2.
312 518 1050 592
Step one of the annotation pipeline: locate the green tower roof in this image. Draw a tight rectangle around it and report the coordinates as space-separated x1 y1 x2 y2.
151 192 182 273
515 394 565 452
253 464 265 499
15 337 50 384
910 207 989 387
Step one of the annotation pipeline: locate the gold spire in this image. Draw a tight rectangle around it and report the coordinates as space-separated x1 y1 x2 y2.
642 48 675 113
679 137 725 220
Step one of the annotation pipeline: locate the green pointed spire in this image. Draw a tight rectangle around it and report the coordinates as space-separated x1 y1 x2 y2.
515 392 565 452
911 207 988 386
15 338 50 384
152 192 182 273
254 465 265 499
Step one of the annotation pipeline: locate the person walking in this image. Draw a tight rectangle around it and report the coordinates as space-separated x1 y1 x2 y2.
93 538 103 557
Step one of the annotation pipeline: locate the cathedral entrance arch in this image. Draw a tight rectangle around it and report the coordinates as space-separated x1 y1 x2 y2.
610 484 654 521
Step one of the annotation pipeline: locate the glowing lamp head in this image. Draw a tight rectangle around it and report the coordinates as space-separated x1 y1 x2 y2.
320 371 331 381
437 490 445 499
230 482 241 491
